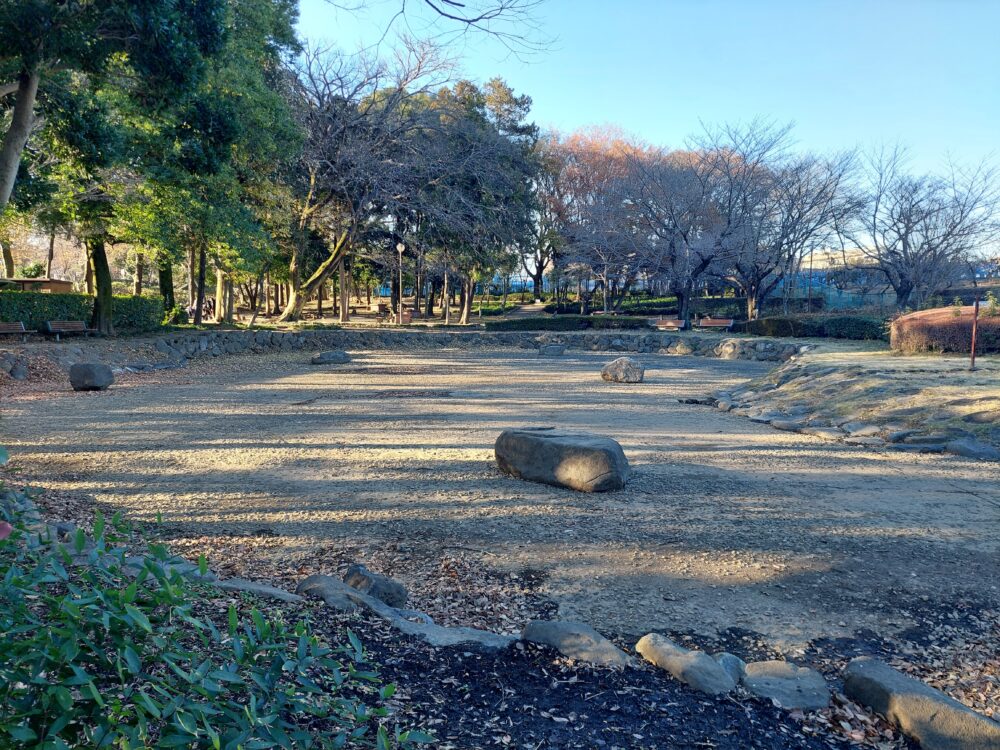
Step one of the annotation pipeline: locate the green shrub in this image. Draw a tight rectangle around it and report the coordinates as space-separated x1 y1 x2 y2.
114 295 165 333
0 291 91 329
475 302 518 316
19 262 45 279
0 489 426 748
743 315 888 341
484 315 651 332
891 306 1000 354
0 291 164 333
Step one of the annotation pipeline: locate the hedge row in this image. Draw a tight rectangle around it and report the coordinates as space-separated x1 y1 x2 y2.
741 315 888 341
891 307 1000 354
0 291 164 333
484 315 651 332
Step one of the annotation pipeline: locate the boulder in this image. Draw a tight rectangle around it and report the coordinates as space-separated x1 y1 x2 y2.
601 357 644 384
296 574 360 612
495 427 629 492
742 660 831 710
538 344 566 357
69 363 114 391
634 634 736 694
343 563 408 607
522 620 633 667
311 350 351 365
844 657 1000 750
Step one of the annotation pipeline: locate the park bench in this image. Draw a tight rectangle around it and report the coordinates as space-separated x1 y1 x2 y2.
42 320 97 341
650 317 685 331
693 317 734 331
0 321 37 342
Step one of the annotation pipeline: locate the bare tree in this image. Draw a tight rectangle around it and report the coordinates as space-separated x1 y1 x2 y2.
849 146 1000 309
697 122 855 320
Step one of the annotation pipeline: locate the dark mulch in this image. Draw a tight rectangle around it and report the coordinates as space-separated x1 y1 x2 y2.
309 611 849 750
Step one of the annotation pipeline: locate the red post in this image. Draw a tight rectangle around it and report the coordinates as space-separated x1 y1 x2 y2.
970 296 980 371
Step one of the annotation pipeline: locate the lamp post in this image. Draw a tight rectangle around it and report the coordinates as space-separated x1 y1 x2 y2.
396 242 405 324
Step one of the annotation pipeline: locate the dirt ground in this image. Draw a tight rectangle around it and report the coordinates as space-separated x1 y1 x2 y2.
4 347 999 652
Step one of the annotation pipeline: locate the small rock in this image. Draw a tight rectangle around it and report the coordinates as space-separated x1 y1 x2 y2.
844 657 1000 750
601 357 644 384
713 652 747 683
742 660 831 710
9 359 28 380
801 426 846 441
844 436 885 446
770 419 806 432
343 563 408 607
538 344 566 357
946 438 1000 461
69 363 114 391
311 350 351 365
635 634 735 694
522 620 633 667
296 574 360 612
841 422 882 437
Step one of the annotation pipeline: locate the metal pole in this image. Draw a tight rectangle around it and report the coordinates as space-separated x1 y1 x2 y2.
396 243 404 324
970 295 980 371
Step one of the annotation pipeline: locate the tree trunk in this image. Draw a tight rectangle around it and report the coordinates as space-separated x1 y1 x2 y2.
895 282 914 310
0 69 41 214
677 288 691 328
159 260 175 312
133 254 144 296
226 278 235 323
459 276 473 325
194 243 208 325
425 278 437 318
339 259 350 323
214 265 226 323
187 246 196 307
533 269 544 303
46 232 55 277
87 237 115 336
1 238 13 277
442 271 451 324
278 233 349 322
84 244 94 295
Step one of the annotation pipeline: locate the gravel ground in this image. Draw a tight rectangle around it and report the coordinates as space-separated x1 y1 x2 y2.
4 346 998 746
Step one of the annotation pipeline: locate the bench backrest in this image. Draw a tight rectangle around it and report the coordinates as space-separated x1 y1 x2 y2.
653 319 684 328
46 320 89 332
696 318 734 328
0 321 27 333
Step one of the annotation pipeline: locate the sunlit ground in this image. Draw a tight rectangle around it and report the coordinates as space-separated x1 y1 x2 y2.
6 348 999 647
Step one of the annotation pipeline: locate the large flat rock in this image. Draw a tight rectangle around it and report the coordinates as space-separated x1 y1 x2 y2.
844 657 1000 750
495 427 629 492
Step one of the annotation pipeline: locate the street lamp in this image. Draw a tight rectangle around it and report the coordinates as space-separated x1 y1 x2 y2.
396 242 405 324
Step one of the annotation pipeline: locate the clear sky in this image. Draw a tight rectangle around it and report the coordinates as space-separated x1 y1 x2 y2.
296 0 999 173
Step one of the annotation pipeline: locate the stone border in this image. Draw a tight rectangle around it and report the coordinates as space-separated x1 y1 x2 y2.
703 361 1000 462
1 328 816 380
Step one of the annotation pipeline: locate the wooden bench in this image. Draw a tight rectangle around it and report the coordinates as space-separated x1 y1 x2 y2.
0 321 38 342
650 317 685 331
693 317 735 331
43 320 97 341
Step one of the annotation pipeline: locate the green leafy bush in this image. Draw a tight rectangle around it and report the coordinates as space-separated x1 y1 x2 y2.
0 291 164 333
19 262 46 279
484 315 651 332
743 315 888 341
0 484 427 748
113 295 165 333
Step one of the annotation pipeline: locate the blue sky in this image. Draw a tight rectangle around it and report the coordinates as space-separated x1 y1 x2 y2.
296 0 999 173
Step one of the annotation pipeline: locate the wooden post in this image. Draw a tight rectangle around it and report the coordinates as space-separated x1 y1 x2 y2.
970 295 980 371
